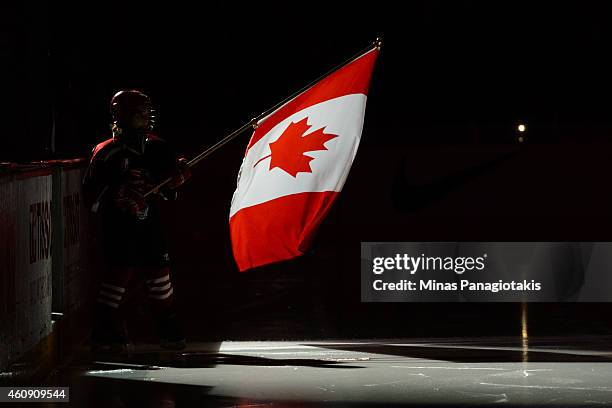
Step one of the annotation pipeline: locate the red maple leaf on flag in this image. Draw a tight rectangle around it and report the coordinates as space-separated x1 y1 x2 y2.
254 117 338 177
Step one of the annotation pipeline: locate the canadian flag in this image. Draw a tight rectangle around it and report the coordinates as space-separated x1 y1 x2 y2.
230 47 379 271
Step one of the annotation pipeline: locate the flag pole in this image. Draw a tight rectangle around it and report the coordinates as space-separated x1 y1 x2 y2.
144 37 382 197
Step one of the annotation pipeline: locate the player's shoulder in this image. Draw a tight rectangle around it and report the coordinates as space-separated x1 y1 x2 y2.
145 132 167 146
145 132 174 157
91 137 126 162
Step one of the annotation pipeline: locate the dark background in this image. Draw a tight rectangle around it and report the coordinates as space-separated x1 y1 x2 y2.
7 1 612 158
3 1 612 340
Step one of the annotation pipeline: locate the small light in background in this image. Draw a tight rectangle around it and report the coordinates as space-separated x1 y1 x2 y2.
516 122 527 144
